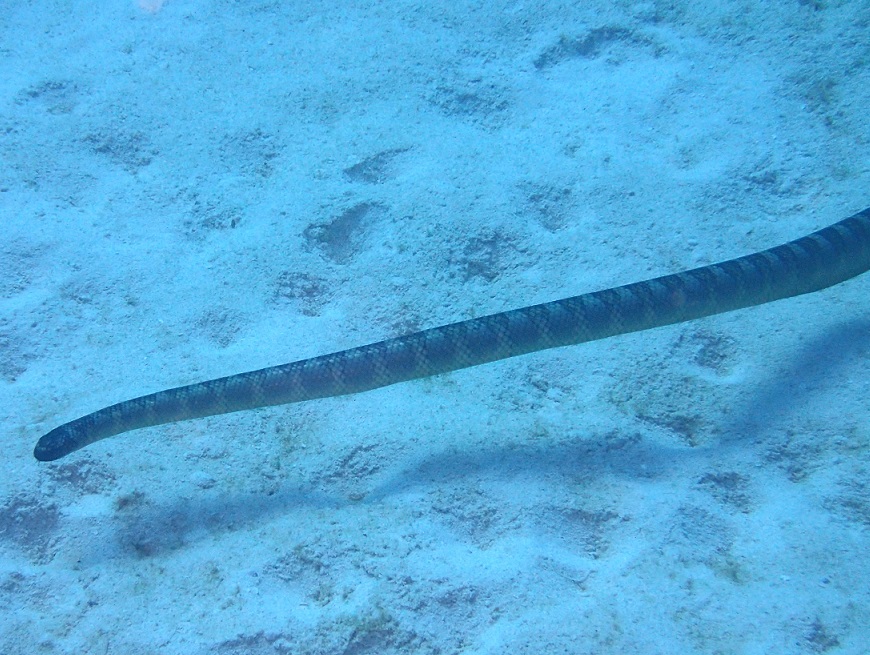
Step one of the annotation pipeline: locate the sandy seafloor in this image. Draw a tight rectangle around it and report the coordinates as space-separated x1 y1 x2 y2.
1 0 869 653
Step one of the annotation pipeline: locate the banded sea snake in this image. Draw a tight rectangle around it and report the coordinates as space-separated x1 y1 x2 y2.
34 207 870 462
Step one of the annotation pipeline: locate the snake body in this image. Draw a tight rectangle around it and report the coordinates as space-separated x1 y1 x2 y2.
34 207 870 461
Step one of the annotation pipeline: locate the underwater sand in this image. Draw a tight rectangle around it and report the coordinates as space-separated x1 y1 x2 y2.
1 1 869 653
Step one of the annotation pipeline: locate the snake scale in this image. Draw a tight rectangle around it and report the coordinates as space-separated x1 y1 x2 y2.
34 207 870 461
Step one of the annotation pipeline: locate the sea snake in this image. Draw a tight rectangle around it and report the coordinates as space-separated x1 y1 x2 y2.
34 207 870 461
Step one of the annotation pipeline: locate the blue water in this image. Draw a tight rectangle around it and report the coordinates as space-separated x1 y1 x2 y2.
1 1 868 653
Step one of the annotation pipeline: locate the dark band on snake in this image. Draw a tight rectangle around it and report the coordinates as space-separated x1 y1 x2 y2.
34 207 870 461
